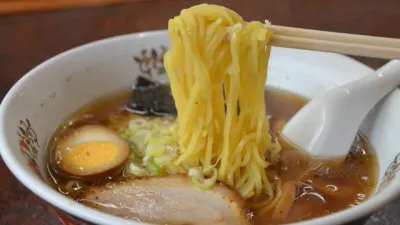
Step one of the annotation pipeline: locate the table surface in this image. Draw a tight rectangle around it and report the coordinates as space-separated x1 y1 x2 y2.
0 0 400 224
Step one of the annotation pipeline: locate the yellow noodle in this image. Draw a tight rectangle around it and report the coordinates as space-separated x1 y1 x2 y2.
164 4 281 201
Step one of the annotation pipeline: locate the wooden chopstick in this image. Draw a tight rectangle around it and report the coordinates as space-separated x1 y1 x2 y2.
266 25 400 59
267 25 400 48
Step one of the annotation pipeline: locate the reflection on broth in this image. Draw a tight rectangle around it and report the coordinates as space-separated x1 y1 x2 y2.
46 88 377 225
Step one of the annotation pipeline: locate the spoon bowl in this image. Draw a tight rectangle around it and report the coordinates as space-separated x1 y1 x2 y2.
282 60 400 159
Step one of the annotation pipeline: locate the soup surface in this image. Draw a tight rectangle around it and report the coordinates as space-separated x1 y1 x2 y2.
46 88 377 225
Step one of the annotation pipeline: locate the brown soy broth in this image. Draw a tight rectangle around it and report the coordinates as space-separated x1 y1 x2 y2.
265 88 308 120
46 88 377 224
255 88 377 225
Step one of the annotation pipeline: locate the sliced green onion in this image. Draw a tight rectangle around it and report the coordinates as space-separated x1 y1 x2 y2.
127 162 147 176
119 128 133 140
119 131 140 162
128 141 137 152
189 167 218 190
128 152 135 161
146 144 166 156
148 136 174 145
131 130 151 146
146 157 161 176
153 154 174 165
115 117 180 176
129 118 149 130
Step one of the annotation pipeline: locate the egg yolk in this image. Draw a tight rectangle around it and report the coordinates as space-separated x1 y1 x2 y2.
62 141 120 171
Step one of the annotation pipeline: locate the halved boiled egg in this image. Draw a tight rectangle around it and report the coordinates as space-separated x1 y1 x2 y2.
55 125 129 177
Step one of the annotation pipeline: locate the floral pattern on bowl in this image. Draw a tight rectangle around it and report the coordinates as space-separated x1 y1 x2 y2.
17 118 43 179
133 45 167 78
378 152 400 192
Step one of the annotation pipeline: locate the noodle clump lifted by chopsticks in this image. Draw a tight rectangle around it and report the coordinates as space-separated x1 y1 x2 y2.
164 4 281 200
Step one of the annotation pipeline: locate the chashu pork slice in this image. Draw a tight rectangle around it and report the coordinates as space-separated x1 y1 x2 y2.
79 176 252 225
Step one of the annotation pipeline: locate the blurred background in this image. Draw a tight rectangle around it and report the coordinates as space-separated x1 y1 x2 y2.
0 0 399 224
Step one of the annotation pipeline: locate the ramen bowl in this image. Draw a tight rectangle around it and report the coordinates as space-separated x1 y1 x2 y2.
1 30 400 225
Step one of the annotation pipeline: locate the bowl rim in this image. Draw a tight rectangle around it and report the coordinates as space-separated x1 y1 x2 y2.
1 29 400 225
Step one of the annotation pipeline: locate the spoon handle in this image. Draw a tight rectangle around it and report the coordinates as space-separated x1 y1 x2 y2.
347 60 400 111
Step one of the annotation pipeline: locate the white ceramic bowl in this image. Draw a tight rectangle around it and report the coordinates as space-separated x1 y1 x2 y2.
1 30 400 225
